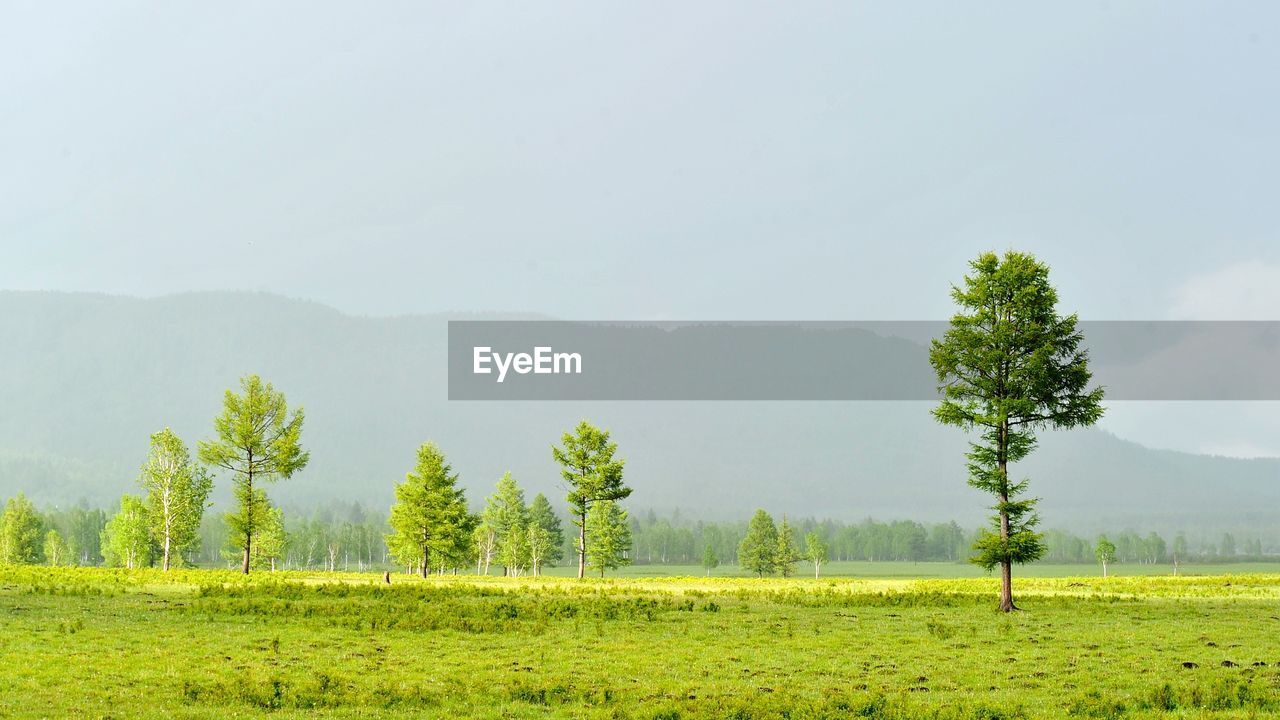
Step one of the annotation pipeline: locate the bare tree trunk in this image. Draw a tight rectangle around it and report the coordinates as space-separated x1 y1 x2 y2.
163 532 172 572
997 433 1016 612
241 466 254 574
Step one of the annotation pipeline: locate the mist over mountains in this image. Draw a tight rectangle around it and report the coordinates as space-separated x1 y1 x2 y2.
0 291 1275 539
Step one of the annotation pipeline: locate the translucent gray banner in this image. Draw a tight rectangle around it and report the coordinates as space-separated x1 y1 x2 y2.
447 321 1280 401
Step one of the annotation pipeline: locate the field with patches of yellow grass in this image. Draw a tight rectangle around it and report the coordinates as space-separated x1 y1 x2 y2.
2 567 1278 719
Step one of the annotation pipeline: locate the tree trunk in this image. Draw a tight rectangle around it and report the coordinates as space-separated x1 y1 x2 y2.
241 466 254 574
420 544 429 578
577 510 587 579
997 434 1016 612
163 532 172 572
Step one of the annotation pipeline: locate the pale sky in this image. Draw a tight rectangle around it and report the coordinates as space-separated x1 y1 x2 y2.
3 2 1279 453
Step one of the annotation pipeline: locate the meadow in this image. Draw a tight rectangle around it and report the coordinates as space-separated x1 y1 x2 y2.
2 567 1279 719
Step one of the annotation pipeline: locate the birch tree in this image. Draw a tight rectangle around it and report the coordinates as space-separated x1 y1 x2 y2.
527 524 552 576
473 522 497 575
139 428 213 570
804 531 828 579
1095 536 1116 577
43 529 69 566
0 493 43 565
102 495 151 569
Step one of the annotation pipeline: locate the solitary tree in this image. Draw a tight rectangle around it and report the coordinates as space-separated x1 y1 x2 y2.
775 517 799 578
386 442 469 577
930 251 1104 611
552 421 630 579
102 495 152 569
527 493 565 569
1095 536 1117 578
805 531 829 579
198 375 309 574
0 493 44 565
738 509 779 578
585 499 631 577
139 428 213 570
702 543 720 576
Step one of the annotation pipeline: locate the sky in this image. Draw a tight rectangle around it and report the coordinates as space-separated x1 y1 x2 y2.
3 2 1279 454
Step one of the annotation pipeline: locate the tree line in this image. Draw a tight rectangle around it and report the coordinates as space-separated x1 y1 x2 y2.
0 377 636 578
3 484 1268 573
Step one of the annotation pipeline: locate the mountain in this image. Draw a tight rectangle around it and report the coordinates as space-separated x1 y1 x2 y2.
0 290 1276 538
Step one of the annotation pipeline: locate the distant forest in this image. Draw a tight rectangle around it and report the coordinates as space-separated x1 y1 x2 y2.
13 496 1271 572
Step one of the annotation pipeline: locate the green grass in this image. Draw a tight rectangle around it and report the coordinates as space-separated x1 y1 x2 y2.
543 560 1280 579
2 567 1280 719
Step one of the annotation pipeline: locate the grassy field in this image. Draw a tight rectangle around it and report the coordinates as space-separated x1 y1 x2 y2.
542 561 1280 579
2 568 1279 719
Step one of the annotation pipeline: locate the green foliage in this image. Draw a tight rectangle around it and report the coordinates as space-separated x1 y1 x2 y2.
1095 535 1117 577
585 500 631 577
0 492 44 565
42 529 69 567
775 516 799 578
804 531 828 578
526 524 553 576
929 251 1105 609
44 505 108 566
139 428 213 570
198 374 308 573
701 543 719 573
527 493 565 567
386 442 472 576
552 420 629 577
220 494 288 571
484 472 530 575
738 509 779 577
102 495 152 569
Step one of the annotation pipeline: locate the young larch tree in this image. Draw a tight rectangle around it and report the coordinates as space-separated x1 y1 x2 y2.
552 421 630 579
738 509 779 578
198 374 308 574
585 499 631 577
386 442 469 578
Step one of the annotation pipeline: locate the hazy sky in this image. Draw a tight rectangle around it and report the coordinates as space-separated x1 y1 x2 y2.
4 3 1280 454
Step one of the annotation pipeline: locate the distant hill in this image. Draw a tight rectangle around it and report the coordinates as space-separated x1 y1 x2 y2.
0 291 1276 539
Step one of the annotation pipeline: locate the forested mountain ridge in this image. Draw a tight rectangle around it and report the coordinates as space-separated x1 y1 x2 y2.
0 290 1276 538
